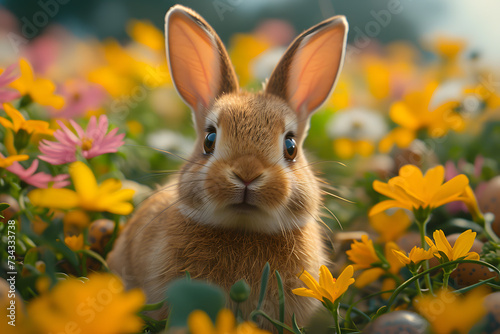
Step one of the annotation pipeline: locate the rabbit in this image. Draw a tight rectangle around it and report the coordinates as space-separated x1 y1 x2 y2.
107 4 348 330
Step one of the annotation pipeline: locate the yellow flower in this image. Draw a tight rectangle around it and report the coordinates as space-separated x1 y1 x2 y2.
292 265 355 305
364 57 390 100
379 82 464 152
378 127 415 153
392 246 435 266
414 287 488 334
327 79 351 110
369 164 469 216
458 185 484 224
27 273 145 334
229 34 271 87
188 309 271 334
9 58 64 109
0 153 29 168
391 82 464 134
370 209 412 242
346 235 379 271
28 161 135 215
64 234 84 251
127 20 164 51
347 236 403 289
433 36 466 61
333 138 374 159
425 229 480 262
0 103 54 136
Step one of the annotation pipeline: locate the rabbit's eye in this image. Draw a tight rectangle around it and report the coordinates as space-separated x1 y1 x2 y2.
204 131 217 154
284 135 297 161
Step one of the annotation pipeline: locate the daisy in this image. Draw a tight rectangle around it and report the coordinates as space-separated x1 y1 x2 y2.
3 155 70 188
39 115 125 165
0 63 21 103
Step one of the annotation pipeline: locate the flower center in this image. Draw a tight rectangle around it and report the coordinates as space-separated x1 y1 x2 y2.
81 137 93 151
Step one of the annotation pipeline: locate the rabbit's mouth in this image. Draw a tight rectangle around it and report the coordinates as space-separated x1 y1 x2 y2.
229 202 260 212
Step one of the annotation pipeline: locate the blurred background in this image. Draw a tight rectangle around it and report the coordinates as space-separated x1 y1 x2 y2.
2 0 500 65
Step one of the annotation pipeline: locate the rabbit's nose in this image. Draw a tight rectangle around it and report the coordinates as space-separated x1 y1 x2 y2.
231 154 264 186
233 172 262 186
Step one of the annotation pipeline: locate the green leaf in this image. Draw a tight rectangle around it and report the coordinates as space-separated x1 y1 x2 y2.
77 249 110 272
256 262 270 310
0 203 10 212
48 239 79 268
275 271 285 334
165 278 226 328
292 314 302 334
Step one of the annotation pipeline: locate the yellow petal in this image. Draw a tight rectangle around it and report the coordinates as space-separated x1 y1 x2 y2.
10 58 33 95
451 230 477 260
381 278 396 299
369 200 411 216
297 269 322 297
423 165 445 198
390 101 420 130
392 249 411 265
373 180 408 204
105 202 134 215
333 138 355 160
292 288 320 300
28 188 79 209
69 162 98 202
332 265 355 299
425 236 436 249
464 252 480 260
431 174 469 208
319 265 336 293
3 103 25 132
355 268 384 288
188 310 215 334
433 230 453 258
0 154 29 168
215 309 235 332
356 140 375 157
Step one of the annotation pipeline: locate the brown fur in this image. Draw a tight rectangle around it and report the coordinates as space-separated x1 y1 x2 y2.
108 4 348 331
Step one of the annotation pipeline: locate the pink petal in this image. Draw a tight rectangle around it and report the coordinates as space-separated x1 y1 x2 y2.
0 89 21 102
0 63 19 86
69 119 85 139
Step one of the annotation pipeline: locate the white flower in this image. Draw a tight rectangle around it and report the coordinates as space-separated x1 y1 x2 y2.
327 108 387 140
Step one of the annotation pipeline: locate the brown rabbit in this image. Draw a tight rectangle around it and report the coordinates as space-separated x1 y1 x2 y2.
107 4 348 329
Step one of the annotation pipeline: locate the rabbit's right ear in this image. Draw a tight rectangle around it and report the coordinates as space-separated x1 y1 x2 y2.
166 5 238 121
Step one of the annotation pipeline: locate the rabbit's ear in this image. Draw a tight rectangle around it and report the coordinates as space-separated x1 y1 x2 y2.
266 16 348 119
166 5 238 116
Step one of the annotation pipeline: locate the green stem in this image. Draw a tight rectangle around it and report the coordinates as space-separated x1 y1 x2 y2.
415 276 423 297
331 301 342 334
443 271 451 289
417 215 433 294
249 310 296 333
384 259 500 311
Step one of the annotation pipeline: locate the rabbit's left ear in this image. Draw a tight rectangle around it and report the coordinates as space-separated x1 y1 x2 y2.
266 16 348 119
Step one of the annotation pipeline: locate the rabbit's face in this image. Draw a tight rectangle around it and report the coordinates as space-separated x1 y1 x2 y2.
177 93 321 234
166 6 347 234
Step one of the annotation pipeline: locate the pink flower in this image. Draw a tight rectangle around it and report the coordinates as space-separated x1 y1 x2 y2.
0 63 21 103
51 79 107 119
2 155 70 188
39 115 125 165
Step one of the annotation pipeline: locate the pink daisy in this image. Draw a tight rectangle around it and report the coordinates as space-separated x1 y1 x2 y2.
2 155 70 188
39 115 125 165
0 63 21 103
